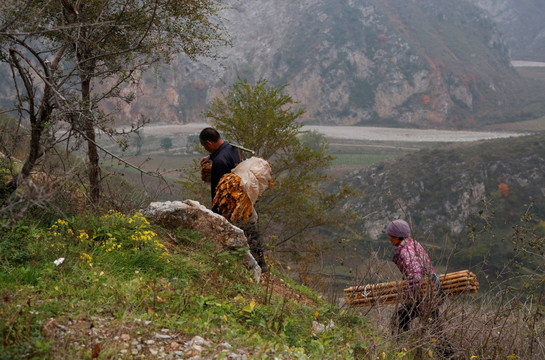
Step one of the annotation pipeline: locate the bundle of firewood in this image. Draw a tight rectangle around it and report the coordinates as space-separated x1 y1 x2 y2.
213 173 254 223
212 157 273 224
344 270 479 307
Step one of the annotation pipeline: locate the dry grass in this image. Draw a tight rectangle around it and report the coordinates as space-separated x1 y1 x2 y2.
344 253 545 359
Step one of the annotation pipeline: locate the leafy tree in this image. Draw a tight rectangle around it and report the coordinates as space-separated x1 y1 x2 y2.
160 137 173 152
300 130 328 153
0 0 227 204
204 79 355 280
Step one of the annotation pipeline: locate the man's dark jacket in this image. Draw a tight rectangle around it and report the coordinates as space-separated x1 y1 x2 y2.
209 141 242 212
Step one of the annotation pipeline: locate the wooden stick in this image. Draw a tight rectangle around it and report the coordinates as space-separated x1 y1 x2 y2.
345 270 477 293
345 270 479 307
345 278 475 295
438 270 471 278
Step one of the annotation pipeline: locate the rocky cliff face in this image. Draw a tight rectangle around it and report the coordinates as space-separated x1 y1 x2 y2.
338 133 545 241
2 0 541 129
470 0 545 60
110 0 532 129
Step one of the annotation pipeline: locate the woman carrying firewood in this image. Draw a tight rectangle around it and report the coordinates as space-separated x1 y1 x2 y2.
387 219 454 358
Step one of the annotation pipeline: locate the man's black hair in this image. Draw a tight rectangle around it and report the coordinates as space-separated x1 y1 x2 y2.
199 127 221 142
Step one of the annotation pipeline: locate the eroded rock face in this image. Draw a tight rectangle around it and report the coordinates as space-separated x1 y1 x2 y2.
142 200 261 282
470 0 545 60
79 0 520 130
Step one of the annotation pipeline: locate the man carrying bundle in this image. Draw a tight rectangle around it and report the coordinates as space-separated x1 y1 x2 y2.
199 127 267 271
387 219 453 357
199 127 242 210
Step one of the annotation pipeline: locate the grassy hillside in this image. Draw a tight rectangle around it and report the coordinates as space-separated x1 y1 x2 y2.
0 210 374 359
3 208 544 360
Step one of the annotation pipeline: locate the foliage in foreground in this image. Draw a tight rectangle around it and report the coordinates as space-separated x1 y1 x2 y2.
0 211 373 359
2 207 544 359
1 0 227 204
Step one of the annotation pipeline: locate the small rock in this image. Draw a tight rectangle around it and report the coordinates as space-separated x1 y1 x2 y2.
121 334 131 341
145 339 155 345
191 344 203 352
155 333 172 339
149 348 158 355
312 320 325 334
190 336 206 346
170 341 180 349
218 342 232 351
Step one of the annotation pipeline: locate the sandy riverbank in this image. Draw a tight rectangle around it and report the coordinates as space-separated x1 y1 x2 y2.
135 123 527 143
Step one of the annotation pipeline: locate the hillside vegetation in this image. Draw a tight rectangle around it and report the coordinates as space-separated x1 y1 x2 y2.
2 196 544 359
339 132 545 276
2 119 544 358
0 210 372 359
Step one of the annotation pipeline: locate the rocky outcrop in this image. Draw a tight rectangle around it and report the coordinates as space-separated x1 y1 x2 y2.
470 0 545 60
2 0 539 129
95 0 527 129
142 200 262 282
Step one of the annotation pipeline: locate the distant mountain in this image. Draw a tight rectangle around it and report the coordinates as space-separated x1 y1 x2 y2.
337 132 545 270
470 0 545 61
2 0 545 129
111 0 545 129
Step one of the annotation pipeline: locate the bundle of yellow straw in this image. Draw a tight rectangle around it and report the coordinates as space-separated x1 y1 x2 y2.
344 270 479 307
213 173 254 223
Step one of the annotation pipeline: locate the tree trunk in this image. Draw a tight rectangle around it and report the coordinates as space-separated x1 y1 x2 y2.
3 53 53 199
81 77 100 204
